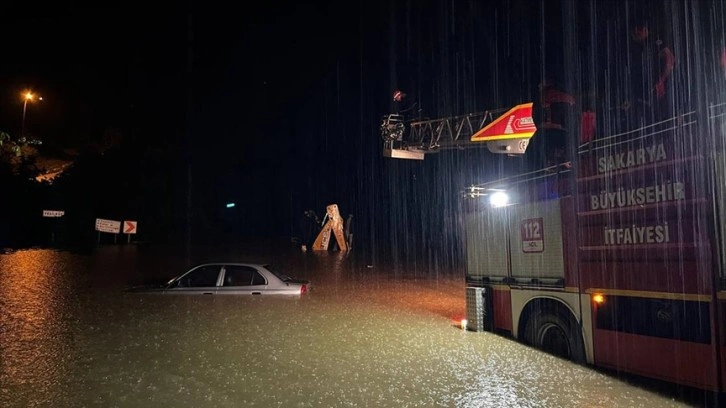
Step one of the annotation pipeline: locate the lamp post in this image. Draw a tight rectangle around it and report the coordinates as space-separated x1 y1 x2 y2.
21 91 42 138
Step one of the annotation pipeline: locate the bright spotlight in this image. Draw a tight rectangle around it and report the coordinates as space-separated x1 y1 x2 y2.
490 191 509 207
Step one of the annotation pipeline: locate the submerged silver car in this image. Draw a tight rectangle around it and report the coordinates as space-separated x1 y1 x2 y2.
127 263 310 296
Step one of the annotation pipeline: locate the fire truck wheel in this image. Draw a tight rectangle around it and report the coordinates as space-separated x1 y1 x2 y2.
523 310 585 363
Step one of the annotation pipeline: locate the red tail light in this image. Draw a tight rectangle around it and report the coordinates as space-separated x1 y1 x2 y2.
300 284 308 295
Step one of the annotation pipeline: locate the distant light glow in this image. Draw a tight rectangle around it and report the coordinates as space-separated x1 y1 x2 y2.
24 92 34 101
592 293 605 304
226 203 235 208
460 319 468 330
490 191 509 207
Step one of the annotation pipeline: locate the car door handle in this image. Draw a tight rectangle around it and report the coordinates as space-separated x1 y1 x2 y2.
202 292 214 295
252 292 261 295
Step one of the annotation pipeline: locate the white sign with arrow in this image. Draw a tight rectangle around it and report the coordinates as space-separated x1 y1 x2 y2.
123 221 137 234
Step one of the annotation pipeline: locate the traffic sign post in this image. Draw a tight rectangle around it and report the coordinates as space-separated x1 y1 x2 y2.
93 218 138 245
95 218 121 244
123 220 137 244
43 210 65 245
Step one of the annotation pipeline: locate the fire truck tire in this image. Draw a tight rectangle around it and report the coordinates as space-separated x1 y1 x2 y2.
523 309 586 363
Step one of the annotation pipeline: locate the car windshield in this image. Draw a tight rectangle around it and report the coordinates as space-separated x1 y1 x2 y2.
263 264 292 282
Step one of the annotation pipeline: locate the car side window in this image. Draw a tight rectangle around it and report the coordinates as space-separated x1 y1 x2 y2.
252 270 266 285
223 265 266 286
178 265 221 287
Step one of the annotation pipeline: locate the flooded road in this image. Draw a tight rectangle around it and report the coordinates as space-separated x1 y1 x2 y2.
0 242 696 407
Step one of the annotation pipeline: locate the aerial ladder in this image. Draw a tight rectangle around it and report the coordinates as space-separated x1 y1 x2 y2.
380 102 537 160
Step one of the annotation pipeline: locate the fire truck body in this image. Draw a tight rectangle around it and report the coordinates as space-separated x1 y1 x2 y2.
464 109 725 391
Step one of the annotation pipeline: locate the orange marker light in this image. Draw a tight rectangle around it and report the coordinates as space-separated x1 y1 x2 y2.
592 293 605 304
452 316 468 330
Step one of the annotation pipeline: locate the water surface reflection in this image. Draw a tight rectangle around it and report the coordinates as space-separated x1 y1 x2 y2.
0 244 694 407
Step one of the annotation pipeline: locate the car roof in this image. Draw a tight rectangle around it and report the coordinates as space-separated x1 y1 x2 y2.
194 262 267 267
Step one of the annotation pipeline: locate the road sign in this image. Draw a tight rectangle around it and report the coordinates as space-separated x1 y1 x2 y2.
95 218 121 234
43 210 65 217
123 220 137 234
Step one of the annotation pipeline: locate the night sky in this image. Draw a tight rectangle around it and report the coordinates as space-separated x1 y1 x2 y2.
1 1 378 241
1 0 702 258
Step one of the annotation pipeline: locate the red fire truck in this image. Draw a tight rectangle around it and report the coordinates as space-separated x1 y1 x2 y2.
385 102 725 392
380 1 726 392
461 105 726 392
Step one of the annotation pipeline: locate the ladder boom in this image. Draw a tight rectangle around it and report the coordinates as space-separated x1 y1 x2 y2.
381 103 537 160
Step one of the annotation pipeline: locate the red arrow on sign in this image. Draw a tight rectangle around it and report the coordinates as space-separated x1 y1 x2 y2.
124 221 137 234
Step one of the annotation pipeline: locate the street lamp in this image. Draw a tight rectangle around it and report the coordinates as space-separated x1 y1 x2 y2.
21 91 42 138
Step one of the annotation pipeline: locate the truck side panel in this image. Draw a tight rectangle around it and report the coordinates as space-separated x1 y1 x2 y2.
508 199 565 283
464 209 509 280
578 124 719 390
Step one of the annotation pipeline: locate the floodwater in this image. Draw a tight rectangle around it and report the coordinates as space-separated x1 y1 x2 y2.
0 241 697 407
